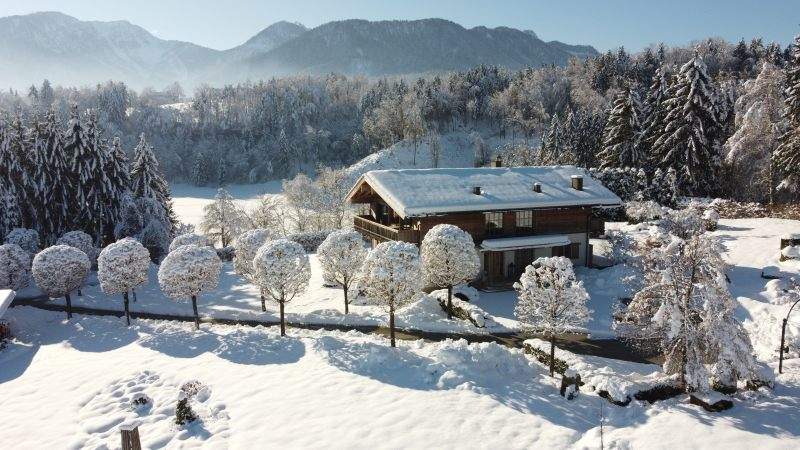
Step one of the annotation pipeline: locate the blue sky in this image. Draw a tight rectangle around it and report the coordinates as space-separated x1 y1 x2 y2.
1 0 796 51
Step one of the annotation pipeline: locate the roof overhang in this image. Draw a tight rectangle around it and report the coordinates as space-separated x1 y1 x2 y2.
480 235 571 252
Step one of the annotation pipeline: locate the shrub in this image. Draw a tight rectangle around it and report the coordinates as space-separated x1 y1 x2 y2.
0 244 31 290
286 230 333 252
5 228 39 256
169 232 213 252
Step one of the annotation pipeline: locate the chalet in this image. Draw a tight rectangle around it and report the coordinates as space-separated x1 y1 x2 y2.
346 164 622 288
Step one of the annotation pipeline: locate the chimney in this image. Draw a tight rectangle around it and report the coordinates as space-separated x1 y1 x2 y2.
473 186 482 195
571 175 583 191
491 155 502 167
532 182 542 193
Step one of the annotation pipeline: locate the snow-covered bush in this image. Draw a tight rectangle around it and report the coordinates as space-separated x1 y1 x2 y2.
158 244 221 329
97 238 151 325
139 218 171 262
360 241 421 347
57 230 96 265
514 256 591 376
317 230 366 314
286 230 333 252
659 208 704 238
5 228 39 256
216 246 235 262
702 208 720 231
0 244 31 290
781 246 800 261
199 188 251 247
169 232 213 252
252 239 311 336
605 229 637 265
624 201 665 223
420 224 480 319
31 245 90 319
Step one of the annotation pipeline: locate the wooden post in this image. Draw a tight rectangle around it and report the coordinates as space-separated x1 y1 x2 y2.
120 425 142 450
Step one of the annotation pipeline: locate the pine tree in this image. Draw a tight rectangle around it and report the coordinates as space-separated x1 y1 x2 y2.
130 133 176 232
775 35 800 193
598 87 642 168
101 137 131 242
39 111 72 242
638 65 673 166
653 54 721 196
5 115 36 229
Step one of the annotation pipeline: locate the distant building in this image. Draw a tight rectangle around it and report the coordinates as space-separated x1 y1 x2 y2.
346 164 622 289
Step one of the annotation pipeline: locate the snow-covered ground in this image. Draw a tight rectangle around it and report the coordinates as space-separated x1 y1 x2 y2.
171 182 282 227
2 306 798 449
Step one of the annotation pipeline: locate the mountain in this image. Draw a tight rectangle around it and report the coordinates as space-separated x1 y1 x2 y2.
226 21 308 59
0 11 224 90
0 13 599 90
244 19 599 77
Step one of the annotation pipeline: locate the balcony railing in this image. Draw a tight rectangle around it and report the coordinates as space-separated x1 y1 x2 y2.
354 215 419 243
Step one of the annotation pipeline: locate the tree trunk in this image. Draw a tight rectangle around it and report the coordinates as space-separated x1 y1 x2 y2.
260 294 266 312
343 284 349 315
549 335 556 377
447 285 453 320
77 288 82 297
65 293 73 319
191 295 199 330
132 289 137 303
123 291 131 326
389 306 396 347
279 300 286 337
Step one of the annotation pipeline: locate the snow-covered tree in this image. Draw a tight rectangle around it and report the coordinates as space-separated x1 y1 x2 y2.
598 87 643 168
252 239 311 336
130 133 176 233
5 228 39 256
360 241 421 347
638 65 673 166
514 257 591 376
97 238 150 325
317 230 366 314
233 228 273 311
615 231 757 392
0 243 31 290
775 35 800 193
158 244 221 329
725 62 786 203
199 188 250 247
420 224 480 319
32 245 90 319
169 232 213 253
653 54 721 195
57 231 96 266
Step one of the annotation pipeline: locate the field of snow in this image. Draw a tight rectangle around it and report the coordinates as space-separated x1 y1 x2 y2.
171 181 282 227
2 306 798 449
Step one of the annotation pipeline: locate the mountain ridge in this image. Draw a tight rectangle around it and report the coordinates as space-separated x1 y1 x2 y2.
0 12 599 90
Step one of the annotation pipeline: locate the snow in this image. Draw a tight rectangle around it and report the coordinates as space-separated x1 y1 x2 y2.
0 289 15 318
481 234 571 251
171 182 281 227
353 165 622 218
2 306 799 449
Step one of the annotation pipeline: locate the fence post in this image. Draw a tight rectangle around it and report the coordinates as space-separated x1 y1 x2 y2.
121 425 142 450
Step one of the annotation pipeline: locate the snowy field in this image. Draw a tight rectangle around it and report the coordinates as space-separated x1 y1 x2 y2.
1 306 798 449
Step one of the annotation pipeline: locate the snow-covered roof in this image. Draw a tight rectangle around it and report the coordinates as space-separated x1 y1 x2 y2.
0 290 16 319
351 166 622 218
481 235 571 251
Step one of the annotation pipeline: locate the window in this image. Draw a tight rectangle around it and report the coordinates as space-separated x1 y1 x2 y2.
515 211 533 232
485 212 503 236
566 243 581 260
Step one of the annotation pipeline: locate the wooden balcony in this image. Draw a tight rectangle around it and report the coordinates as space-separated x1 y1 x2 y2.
354 215 420 244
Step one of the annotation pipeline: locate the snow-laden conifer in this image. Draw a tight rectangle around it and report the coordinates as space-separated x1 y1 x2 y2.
360 241 421 347
774 35 800 192
32 245 90 319
130 133 176 232
158 244 221 329
514 256 591 376
5 228 39 256
97 238 150 325
252 239 310 336
653 54 721 195
0 243 31 290
598 87 643 168
233 228 273 311
317 230 366 314
169 232 213 252
420 224 480 319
